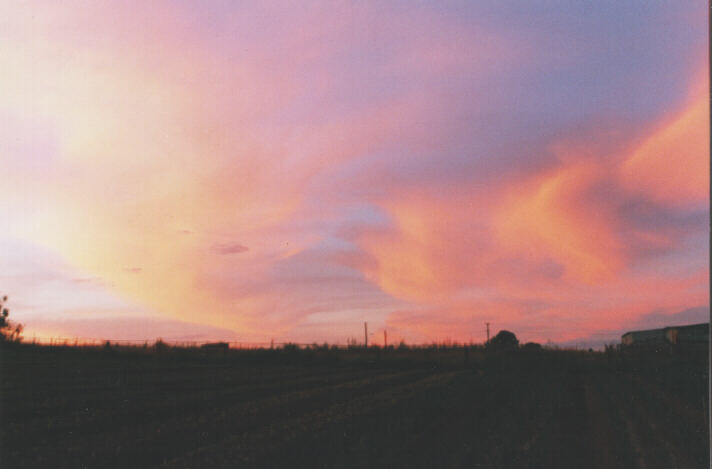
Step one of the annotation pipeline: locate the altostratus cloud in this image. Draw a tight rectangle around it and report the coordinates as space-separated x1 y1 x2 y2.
1 1 707 343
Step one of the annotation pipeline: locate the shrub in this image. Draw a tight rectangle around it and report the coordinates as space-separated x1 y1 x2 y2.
0 296 23 343
154 338 169 353
488 330 519 351
522 342 543 352
281 343 299 352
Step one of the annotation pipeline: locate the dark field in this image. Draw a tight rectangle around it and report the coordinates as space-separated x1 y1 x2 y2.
1 343 708 468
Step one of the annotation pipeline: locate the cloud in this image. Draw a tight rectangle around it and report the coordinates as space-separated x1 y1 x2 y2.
493 160 624 284
629 306 709 330
212 243 249 255
337 72 708 342
619 78 709 208
23 316 241 342
1 1 707 344
557 305 710 350
71 277 104 285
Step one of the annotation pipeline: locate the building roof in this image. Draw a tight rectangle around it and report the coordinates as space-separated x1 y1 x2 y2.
621 323 709 339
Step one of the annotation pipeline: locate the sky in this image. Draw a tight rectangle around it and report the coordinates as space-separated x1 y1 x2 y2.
1 1 708 346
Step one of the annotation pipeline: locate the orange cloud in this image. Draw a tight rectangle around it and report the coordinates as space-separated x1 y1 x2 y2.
349 98 707 342
494 160 624 284
350 188 503 303
619 77 709 207
353 156 628 311
2 2 707 346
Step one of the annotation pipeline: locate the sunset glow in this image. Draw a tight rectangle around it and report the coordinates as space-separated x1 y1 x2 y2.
1 1 708 346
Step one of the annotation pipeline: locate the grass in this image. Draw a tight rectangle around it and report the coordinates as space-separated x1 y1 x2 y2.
0 341 708 468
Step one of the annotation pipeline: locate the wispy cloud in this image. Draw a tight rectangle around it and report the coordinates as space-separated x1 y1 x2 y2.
212 243 249 256
1 1 707 343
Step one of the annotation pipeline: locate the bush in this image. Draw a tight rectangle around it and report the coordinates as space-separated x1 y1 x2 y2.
0 296 23 343
281 343 300 353
488 330 519 351
522 342 543 352
154 338 169 353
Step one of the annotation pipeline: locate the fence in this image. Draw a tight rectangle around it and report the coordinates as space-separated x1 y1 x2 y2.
22 336 338 350
17 335 613 351
22 336 490 350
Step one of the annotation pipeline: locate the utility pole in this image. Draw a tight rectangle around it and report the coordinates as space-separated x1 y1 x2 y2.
384 330 387 348
486 322 490 344
364 322 368 347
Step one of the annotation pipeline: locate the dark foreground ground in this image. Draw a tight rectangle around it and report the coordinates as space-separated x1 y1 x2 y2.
0 343 708 469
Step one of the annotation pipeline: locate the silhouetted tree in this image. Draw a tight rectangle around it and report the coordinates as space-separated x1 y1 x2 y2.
522 342 543 352
0 296 23 343
154 338 169 353
281 343 299 353
489 330 518 351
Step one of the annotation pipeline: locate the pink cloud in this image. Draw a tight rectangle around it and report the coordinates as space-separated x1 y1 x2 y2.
337 68 708 343
1 2 707 345
619 78 709 208
212 243 249 255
